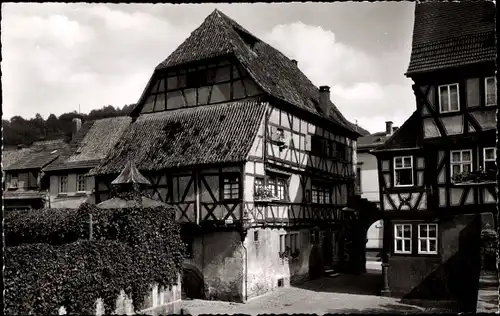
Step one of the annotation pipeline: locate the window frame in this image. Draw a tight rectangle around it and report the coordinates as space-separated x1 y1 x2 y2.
76 173 86 193
483 147 496 171
311 184 331 204
222 174 240 200
485 76 497 107
438 83 460 113
450 149 473 180
59 175 68 193
393 156 414 187
417 223 438 255
279 232 300 254
394 223 412 254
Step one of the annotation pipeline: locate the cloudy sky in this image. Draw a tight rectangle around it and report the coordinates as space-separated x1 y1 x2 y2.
2 2 416 134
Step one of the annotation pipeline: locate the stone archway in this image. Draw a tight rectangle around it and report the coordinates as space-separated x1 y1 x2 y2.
182 262 205 300
340 196 384 275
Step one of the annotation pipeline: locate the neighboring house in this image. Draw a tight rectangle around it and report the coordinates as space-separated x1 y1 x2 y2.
3 140 69 210
357 121 396 258
42 117 131 208
88 9 362 302
371 1 496 305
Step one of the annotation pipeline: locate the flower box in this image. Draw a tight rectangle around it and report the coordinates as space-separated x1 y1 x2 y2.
452 169 496 184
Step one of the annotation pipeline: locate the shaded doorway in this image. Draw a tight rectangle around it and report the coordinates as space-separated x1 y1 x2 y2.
182 265 205 300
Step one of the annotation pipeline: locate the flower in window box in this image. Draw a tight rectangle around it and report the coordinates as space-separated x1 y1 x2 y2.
254 186 276 201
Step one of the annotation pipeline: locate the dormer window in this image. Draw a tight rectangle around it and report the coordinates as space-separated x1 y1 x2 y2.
485 77 497 106
438 83 460 113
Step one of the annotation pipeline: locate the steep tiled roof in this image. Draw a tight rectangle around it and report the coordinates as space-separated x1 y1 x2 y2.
4 139 69 171
143 9 360 136
3 148 33 170
90 101 267 176
406 1 496 75
43 116 131 172
372 111 421 152
357 132 390 151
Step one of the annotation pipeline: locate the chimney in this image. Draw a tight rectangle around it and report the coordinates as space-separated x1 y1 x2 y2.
319 86 331 116
291 59 298 66
72 118 82 139
385 121 393 136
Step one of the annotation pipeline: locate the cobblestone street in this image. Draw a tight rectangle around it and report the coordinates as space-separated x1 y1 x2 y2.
181 267 455 315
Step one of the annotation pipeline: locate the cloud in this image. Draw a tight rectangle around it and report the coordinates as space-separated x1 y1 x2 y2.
263 21 415 133
2 4 190 119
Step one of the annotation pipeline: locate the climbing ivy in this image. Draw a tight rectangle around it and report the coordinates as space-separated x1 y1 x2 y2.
4 203 185 315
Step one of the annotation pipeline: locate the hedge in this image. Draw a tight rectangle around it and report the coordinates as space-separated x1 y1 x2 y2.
4 203 185 315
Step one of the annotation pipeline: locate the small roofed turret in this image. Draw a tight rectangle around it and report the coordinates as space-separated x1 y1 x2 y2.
96 160 167 209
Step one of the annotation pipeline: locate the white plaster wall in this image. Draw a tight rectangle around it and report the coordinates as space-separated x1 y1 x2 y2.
357 152 380 203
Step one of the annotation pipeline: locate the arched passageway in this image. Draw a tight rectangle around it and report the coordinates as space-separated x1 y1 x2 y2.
182 263 205 300
366 219 384 269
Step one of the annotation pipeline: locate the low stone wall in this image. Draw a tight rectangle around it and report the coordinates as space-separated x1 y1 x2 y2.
58 276 182 315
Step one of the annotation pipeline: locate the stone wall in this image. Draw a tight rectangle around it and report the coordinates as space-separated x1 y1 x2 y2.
58 276 182 315
245 227 324 300
187 230 245 302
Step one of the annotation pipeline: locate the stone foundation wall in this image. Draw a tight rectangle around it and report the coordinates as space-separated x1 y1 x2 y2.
58 276 182 316
245 227 324 300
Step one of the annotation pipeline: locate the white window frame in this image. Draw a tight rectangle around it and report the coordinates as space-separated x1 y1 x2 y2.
59 175 68 193
394 156 414 187
418 224 438 254
483 147 496 170
76 174 86 192
485 76 497 107
394 224 412 254
450 149 473 180
438 83 460 113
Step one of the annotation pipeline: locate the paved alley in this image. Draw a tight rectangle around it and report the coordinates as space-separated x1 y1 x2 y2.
181 268 454 315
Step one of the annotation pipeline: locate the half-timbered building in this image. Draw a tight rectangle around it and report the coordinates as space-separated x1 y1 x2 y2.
371 1 496 307
3 140 69 211
88 9 362 302
43 117 131 208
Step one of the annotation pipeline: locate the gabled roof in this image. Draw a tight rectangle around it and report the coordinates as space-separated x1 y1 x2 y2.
406 1 496 76
357 131 391 151
43 116 131 172
89 100 267 176
4 139 69 171
135 9 360 137
372 111 421 152
3 147 33 170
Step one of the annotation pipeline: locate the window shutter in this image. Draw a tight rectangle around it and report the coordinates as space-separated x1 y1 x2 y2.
466 78 480 108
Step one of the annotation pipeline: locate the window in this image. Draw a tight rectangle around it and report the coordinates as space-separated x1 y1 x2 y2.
438 83 460 113
450 150 472 179
59 175 68 193
485 77 497 106
254 178 264 192
394 156 413 187
279 233 299 254
266 175 288 201
394 224 412 254
77 174 86 192
418 224 438 254
311 185 331 204
223 175 239 200
483 147 496 172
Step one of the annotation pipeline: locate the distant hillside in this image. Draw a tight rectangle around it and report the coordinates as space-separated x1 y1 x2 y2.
2 104 135 148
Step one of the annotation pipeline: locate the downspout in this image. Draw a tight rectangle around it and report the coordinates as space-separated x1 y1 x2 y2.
242 239 248 302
